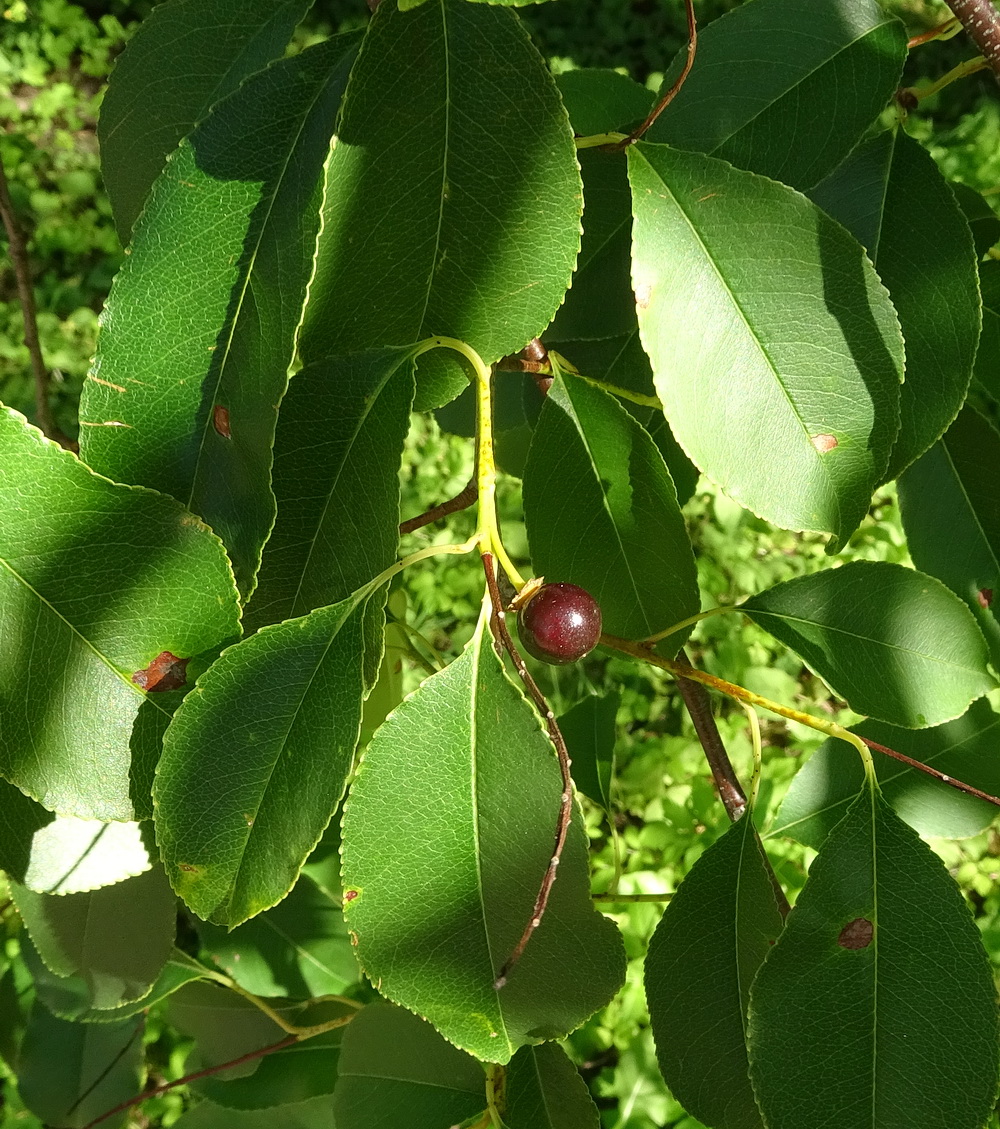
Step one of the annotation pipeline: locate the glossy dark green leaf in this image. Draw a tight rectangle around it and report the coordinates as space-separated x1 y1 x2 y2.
242 349 415 633
25 942 208 1024
0 409 239 820
647 0 907 190
551 333 657 403
332 1002 486 1129
748 776 999 1129
341 617 626 1063
197 872 358 998
810 129 979 480
555 68 654 136
504 1042 601 1129
155 589 375 926
974 260 1000 408
897 406 1000 669
17 1003 144 1129
300 0 581 410
646 811 782 1129
99 0 310 241
11 866 175 1011
772 699 1000 848
82 37 358 598
523 374 699 642
558 693 618 812
741 561 994 727
171 1097 335 1129
629 142 903 543
952 182 1000 258
627 405 700 507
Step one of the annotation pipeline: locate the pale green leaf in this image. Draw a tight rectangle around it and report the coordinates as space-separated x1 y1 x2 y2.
83 37 359 598
0 409 239 820
748 777 999 1129
341 616 626 1063
629 143 903 542
741 561 994 727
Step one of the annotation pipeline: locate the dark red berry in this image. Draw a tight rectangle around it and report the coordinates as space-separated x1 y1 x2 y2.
517 582 602 665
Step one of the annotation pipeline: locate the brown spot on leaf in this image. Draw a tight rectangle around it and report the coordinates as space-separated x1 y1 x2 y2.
978 588 993 609
132 651 189 692
838 917 873 950
811 433 838 453
179 863 198 873
635 282 652 310
343 889 359 903
213 405 231 438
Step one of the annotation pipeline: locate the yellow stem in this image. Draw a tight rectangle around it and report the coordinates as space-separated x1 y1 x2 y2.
575 131 628 149
736 700 763 810
642 604 734 645
911 55 988 100
218 976 361 1038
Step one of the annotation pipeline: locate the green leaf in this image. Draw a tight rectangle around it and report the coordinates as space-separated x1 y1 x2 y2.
25 943 208 1024
772 698 1000 848
0 409 239 820
645 812 782 1129
523 374 699 642
299 0 582 410
99 0 311 241
504 1042 601 1129
243 349 416 633
646 0 907 190
17 1004 144 1129
155 591 374 925
0 779 54 885
171 1096 335 1129
628 143 903 543
168 980 290 1065
810 129 979 480
974 260 1000 407
748 776 999 1129
0 950 34 1071
558 693 618 812
332 1002 486 1129
82 37 359 599
341 616 626 1063
897 406 1000 670
741 561 994 727
951 181 1000 258
551 333 656 403
5 813 152 895
196 872 359 998
555 68 654 136
11 866 175 1011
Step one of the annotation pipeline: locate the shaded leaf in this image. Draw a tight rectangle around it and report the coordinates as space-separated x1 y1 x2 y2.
504 1042 601 1129
10 814 152 895
748 776 999 1129
741 561 994 727
341 616 626 1063
523 374 699 642
156 590 375 926
974 260 1000 408
897 406 1000 670
99 0 311 241
18 1003 144 1129
332 1002 485 1129
629 142 903 543
0 778 54 885
11 866 175 1010
551 332 656 403
772 698 1000 848
951 181 1000 258
300 0 581 410
555 68 654 136
646 812 781 1129
83 36 359 598
0 409 239 820
171 1096 335 1129
558 693 619 812
243 349 415 633
810 129 979 479
647 0 907 190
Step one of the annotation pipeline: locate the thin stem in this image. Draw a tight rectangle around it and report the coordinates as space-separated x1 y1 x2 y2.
594 891 672 903
482 552 574 989
642 604 733 645
737 700 763 810
614 0 697 148
399 475 477 534
486 1062 507 1128
220 975 362 1037
673 670 748 822
576 131 628 149
572 371 661 408
908 16 961 48
0 152 59 442
904 54 990 102
859 735 1000 807
944 0 1000 81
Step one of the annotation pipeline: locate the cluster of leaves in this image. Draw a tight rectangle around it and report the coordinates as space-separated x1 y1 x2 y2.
3 0 1000 1127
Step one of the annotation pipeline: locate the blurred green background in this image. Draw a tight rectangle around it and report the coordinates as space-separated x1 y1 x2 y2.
2 2 1000 1126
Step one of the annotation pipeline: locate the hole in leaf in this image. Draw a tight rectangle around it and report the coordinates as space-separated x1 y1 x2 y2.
837 917 873 950
131 651 190 692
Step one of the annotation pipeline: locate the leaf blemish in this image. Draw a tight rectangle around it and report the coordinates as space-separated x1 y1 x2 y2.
811 433 838 453
635 282 652 309
837 917 873 950
344 888 359 903
131 651 189 692
978 588 993 608
213 404 231 438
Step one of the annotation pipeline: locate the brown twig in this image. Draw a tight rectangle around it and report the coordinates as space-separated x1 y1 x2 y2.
944 0 1000 81
81 1033 299 1128
860 735 1000 808
614 0 697 148
482 551 574 989
399 476 477 534
0 151 61 442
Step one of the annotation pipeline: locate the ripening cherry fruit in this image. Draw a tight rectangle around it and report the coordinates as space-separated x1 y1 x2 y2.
517 582 602 665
